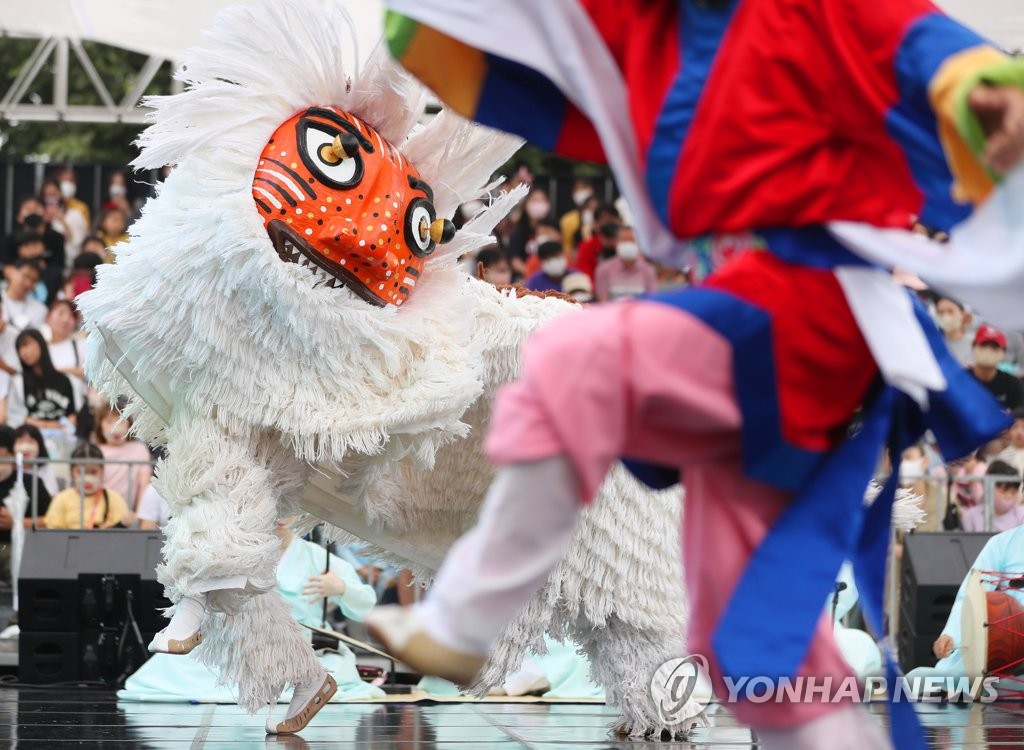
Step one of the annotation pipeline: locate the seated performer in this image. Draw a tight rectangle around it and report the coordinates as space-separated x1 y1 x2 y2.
370 2 1024 749
122 517 382 713
907 524 1024 690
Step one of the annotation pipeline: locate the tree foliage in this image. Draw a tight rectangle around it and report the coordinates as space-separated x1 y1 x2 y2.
0 36 174 163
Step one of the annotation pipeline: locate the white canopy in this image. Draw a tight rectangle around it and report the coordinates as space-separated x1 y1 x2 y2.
1 1 1020 63
0 0 385 63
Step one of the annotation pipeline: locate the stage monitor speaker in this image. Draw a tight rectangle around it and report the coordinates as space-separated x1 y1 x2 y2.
18 627 158 685
19 529 167 633
898 531 993 672
18 530 169 684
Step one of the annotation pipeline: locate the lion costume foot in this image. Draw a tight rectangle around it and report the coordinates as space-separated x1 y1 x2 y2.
149 594 206 655
265 673 336 735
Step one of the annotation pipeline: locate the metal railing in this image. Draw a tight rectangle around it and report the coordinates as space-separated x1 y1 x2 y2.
895 471 1022 534
0 454 156 529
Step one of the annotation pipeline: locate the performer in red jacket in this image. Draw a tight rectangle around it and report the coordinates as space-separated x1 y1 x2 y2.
370 2 1024 748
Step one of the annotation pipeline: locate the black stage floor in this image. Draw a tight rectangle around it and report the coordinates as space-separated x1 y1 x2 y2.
0 690 1023 749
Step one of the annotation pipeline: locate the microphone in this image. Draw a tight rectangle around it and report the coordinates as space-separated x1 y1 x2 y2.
831 581 849 625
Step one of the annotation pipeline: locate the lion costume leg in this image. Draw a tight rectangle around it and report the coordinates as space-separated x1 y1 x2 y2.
152 421 324 717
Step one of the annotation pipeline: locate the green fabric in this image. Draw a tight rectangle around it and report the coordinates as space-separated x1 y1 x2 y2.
384 10 419 60
954 57 1024 180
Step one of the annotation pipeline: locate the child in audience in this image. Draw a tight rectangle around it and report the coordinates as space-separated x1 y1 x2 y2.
94 401 152 510
961 460 1024 532
45 442 131 529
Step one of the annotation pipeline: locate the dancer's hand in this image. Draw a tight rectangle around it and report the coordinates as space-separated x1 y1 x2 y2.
933 634 954 659
968 85 1024 173
303 571 346 602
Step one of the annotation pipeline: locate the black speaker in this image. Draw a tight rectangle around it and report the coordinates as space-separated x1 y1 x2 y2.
18 530 170 684
18 631 79 683
898 531 993 672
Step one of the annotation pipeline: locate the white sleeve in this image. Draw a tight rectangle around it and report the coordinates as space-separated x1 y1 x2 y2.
6 377 27 427
136 485 164 522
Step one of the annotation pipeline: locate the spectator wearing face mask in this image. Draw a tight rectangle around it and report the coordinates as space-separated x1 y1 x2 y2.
4 196 65 270
475 247 513 287
594 229 658 302
102 172 135 217
12 424 59 500
573 204 621 283
934 295 973 367
508 188 553 278
968 325 1023 412
559 180 595 255
44 441 131 530
53 167 91 259
960 460 1024 532
525 242 575 293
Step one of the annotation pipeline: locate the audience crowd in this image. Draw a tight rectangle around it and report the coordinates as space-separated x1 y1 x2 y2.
1 163 1022 663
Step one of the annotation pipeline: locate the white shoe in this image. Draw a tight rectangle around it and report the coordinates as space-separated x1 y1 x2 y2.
148 627 202 655
265 673 337 735
148 594 206 655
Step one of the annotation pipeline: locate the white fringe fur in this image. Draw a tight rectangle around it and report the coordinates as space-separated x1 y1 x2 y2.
77 0 524 713
77 0 926 731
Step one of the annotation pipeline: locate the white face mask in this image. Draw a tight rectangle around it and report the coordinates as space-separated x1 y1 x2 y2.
973 347 1004 368
570 290 593 303
59 180 76 199
937 311 963 333
525 200 550 220
109 184 126 198
541 256 568 277
573 189 593 207
81 476 102 496
617 241 640 261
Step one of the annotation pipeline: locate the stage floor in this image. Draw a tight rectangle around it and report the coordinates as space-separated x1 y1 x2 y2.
0 689 1022 748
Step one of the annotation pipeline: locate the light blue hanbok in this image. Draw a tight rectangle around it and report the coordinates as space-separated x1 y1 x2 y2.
906 526 1024 693
832 562 883 678
118 537 385 703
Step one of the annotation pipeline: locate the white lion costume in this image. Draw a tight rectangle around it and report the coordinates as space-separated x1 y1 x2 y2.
79 0 926 737
78 0 701 737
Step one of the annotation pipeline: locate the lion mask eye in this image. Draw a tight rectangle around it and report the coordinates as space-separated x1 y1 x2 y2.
300 123 362 189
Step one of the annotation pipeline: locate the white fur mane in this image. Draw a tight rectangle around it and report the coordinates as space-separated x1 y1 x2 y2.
79 0 525 468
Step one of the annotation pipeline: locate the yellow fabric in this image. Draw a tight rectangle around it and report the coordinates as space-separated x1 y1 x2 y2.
560 210 581 255
397 23 487 119
45 487 130 529
928 45 1007 206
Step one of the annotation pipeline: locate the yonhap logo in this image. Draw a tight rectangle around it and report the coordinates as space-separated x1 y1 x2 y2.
651 655 711 725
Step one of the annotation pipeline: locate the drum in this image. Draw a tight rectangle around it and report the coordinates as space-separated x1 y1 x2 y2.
961 569 1024 697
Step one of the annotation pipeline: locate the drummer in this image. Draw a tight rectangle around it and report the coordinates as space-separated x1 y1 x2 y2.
908 524 1024 686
